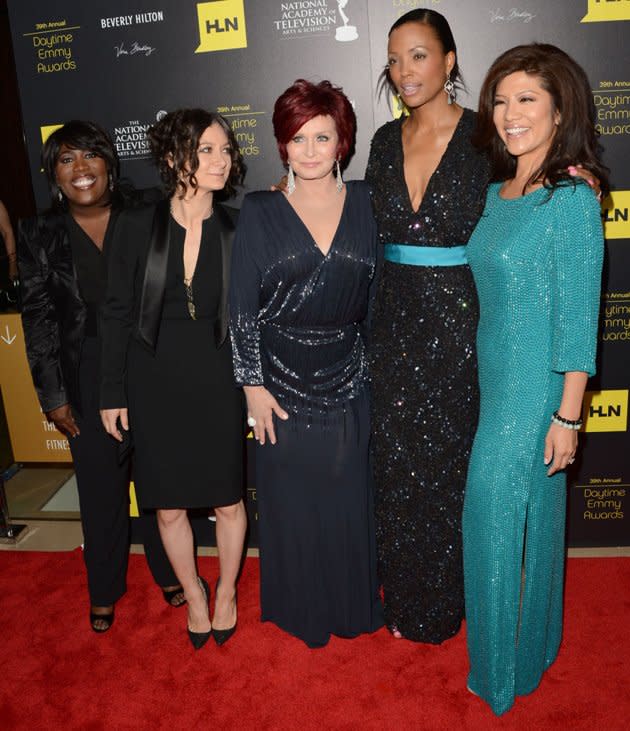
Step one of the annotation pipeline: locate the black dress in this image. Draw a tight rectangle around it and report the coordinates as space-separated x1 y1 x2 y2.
365 110 490 642
230 182 383 647
101 204 243 510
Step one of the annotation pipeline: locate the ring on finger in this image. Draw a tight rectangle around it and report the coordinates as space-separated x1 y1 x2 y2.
247 416 257 428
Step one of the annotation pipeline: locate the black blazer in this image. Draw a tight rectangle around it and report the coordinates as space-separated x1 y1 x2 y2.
18 213 88 413
99 199 238 409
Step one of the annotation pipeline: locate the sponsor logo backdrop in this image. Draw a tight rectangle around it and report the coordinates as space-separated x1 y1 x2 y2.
6 0 630 547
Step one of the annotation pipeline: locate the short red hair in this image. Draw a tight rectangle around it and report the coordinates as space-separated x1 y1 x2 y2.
272 79 356 166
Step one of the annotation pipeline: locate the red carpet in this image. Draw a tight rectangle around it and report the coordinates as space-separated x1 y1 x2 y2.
0 551 628 730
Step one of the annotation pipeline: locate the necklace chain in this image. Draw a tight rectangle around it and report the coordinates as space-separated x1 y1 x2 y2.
169 199 211 322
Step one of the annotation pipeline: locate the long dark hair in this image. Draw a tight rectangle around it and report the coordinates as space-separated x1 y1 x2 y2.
147 109 245 200
42 120 121 211
473 43 609 195
378 9 464 104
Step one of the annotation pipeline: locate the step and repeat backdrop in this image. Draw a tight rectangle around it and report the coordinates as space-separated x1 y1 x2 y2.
5 0 630 546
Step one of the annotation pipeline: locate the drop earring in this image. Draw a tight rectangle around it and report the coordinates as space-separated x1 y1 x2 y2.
57 189 63 203
444 72 455 105
108 173 114 192
287 163 296 195
335 159 343 193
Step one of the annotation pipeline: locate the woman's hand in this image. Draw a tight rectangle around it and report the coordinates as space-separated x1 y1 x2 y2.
46 403 80 438
100 407 129 443
244 385 288 445
544 423 578 476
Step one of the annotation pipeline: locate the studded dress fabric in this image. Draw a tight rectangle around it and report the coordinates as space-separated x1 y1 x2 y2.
463 182 603 715
365 109 490 642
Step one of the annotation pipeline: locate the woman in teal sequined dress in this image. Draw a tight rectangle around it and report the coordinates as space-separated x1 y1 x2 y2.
463 45 608 715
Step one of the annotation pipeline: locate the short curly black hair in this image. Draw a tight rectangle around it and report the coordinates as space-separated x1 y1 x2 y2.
41 120 120 211
147 109 245 199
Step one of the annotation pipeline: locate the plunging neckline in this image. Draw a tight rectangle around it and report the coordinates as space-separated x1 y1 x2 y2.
398 110 465 215
170 212 213 284
280 184 350 258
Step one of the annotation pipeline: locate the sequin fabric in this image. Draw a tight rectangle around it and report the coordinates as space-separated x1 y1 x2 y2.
229 182 377 418
463 182 603 715
365 110 490 642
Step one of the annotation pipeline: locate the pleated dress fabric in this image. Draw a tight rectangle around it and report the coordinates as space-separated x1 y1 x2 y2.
230 182 384 647
365 110 490 642
463 182 603 715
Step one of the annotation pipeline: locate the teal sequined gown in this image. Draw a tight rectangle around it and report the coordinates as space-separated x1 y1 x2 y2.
463 182 603 716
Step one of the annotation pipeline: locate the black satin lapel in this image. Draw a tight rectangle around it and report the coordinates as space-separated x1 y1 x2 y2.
138 199 170 351
215 205 235 346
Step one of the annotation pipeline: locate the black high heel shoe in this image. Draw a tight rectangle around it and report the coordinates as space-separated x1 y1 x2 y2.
187 576 211 650
211 579 237 646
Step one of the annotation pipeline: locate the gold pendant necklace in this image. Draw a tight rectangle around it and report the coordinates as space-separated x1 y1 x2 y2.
170 198 212 322
183 276 196 320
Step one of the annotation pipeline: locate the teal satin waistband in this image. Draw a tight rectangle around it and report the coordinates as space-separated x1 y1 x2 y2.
383 243 468 266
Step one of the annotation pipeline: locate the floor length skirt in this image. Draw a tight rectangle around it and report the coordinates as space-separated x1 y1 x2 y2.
255 388 383 648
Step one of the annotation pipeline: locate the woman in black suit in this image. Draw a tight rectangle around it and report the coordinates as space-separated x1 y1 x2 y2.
100 109 247 650
18 121 182 633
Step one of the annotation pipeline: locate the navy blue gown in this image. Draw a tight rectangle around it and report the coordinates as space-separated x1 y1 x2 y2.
230 182 384 647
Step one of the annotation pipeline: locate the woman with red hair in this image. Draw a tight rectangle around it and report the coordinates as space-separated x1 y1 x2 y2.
230 79 383 648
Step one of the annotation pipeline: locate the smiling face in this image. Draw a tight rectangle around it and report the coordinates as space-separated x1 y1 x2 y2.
189 123 232 193
55 145 110 209
493 71 560 170
387 21 454 110
285 115 339 184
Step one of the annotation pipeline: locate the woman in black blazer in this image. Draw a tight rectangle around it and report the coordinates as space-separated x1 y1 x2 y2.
18 121 182 633
100 110 247 650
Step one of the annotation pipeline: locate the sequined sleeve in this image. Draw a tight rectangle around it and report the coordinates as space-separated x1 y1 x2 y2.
229 196 264 386
550 183 604 377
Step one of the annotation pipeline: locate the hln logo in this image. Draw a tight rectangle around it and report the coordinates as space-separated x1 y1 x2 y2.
40 124 63 144
582 0 630 23
602 191 630 240
582 389 628 432
195 0 247 53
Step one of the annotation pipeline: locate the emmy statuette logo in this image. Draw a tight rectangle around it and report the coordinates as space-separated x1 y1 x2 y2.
335 0 358 42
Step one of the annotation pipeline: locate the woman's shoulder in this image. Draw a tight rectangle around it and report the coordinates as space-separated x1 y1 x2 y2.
243 190 279 205
548 180 599 211
371 118 400 145
239 190 284 217
346 179 371 199
18 211 66 245
116 199 161 228
215 202 239 227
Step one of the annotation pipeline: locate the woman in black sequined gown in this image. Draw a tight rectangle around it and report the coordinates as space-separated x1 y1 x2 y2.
365 10 489 642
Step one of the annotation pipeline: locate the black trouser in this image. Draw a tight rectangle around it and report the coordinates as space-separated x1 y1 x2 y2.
68 337 177 606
